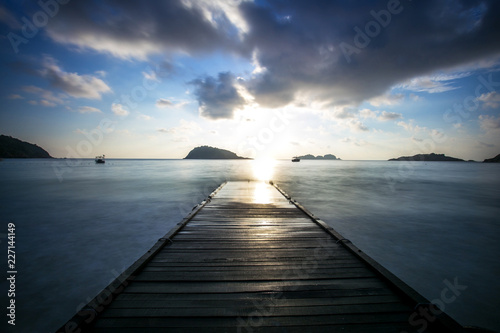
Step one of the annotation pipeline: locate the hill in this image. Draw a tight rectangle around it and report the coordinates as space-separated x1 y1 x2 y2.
184 146 249 159
389 153 463 162
0 135 52 158
297 154 341 160
483 154 500 163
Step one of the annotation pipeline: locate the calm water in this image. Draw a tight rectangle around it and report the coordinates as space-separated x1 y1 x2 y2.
0 159 499 332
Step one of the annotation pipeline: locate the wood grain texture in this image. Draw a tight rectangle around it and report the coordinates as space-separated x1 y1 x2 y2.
63 181 462 332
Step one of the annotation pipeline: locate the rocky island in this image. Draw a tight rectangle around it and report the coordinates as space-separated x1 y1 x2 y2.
184 146 249 159
483 154 500 163
0 135 52 158
297 154 341 160
389 153 464 162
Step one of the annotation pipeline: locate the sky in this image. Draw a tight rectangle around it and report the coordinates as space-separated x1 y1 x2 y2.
1 0 500 160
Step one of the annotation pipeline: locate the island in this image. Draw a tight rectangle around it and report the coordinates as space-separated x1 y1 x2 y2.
483 154 500 163
0 135 52 158
389 153 464 162
184 146 249 159
296 154 341 160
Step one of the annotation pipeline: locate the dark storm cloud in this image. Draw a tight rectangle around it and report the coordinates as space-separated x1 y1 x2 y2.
190 72 245 120
241 0 500 108
44 0 245 59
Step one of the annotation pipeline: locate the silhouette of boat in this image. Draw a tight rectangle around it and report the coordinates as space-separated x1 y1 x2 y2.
292 156 300 162
95 155 105 164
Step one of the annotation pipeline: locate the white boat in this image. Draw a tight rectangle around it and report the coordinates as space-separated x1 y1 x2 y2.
95 155 105 164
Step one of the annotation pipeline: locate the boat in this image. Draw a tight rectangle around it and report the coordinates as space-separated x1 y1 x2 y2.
95 155 105 164
292 156 300 162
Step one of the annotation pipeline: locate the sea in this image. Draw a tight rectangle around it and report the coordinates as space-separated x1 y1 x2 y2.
0 158 499 332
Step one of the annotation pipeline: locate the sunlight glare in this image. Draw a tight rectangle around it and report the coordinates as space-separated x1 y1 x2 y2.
252 158 276 181
253 181 272 204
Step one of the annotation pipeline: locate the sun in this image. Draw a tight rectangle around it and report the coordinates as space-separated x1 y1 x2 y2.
252 158 276 181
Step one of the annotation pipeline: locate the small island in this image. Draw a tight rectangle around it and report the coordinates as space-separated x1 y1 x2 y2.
297 154 341 160
389 153 463 162
483 154 500 163
184 146 249 159
0 135 52 158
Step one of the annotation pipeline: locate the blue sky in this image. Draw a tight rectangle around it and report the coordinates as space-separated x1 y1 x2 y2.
1 0 499 160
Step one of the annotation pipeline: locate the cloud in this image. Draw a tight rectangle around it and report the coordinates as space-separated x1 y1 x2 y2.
0 5 20 29
45 0 247 60
111 103 129 116
477 141 495 148
190 72 245 119
479 115 500 132
346 119 369 132
78 106 102 114
398 73 470 93
143 70 160 82
397 120 427 133
158 119 202 142
7 94 23 100
138 114 152 120
359 108 377 119
477 91 500 109
39 56 112 99
40 100 57 107
22 85 65 105
156 99 174 108
378 111 402 121
18 0 500 120
369 94 404 107
240 0 500 112
341 137 367 146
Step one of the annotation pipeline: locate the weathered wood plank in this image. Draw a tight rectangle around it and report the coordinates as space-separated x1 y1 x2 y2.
58 181 462 332
93 312 414 328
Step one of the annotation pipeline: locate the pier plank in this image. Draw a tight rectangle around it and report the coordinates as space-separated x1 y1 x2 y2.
57 181 463 332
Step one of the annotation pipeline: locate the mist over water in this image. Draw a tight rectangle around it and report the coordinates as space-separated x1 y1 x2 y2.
0 159 499 332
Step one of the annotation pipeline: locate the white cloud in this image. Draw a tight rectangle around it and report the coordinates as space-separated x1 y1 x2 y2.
22 85 65 105
156 98 174 108
399 72 470 93
40 100 57 107
78 106 102 114
477 91 500 109
410 93 423 101
143 70 160 82
378 111 403 121
479 115 500 132
397 120 427 133
332 106 356 119
359 108 377 119
7 94 23 100
111 103 129 116
138 114 152 120
369 93 404 107
158 119 202 142
39 56 112 99
347 119 369 132
341 137 367 146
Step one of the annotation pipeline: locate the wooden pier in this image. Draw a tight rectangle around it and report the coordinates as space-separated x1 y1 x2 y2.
58 181 464 332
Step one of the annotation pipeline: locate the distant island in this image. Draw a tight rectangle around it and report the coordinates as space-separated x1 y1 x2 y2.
184 146 249 159
389 153 464 162
297 154 341 160
0 135 52 158
483 154 500 163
